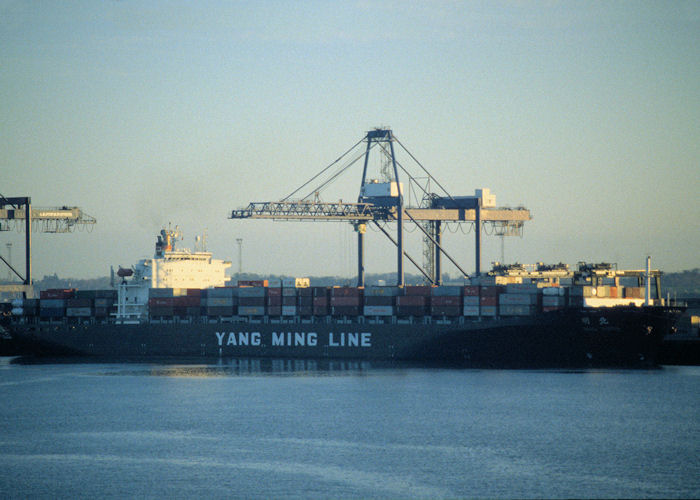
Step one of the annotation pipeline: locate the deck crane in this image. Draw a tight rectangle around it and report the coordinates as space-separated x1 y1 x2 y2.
230 128 531 287
0 195 96 296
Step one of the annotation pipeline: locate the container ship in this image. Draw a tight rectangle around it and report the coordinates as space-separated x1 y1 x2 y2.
1 227 684 367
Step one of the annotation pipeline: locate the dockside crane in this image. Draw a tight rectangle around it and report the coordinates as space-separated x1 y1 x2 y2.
0 195 96 297
230 128 531 287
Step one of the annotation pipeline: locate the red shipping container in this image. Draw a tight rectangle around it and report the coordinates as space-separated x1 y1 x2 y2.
430 296 461 306
463 286 480 296
313 297 328 306
330 296 361 306
186 288 202 297
480 296 498 306
479 286 500 297
364 296 394 306
397 295 427 306
404 286 432 296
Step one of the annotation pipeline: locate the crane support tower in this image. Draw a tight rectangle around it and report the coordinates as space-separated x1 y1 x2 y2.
0 195 96 297
230 128 531 287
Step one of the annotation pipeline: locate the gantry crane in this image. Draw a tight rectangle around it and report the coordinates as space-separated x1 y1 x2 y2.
230 128 531 287
0 195 96 296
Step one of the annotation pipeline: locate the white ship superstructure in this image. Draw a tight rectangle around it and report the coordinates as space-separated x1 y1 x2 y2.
116 227 231 322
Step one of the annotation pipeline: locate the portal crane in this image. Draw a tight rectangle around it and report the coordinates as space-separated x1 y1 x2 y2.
0 195 96 296
230 128 531 287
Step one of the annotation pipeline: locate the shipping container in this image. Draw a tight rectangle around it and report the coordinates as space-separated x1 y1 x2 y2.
298 296 313 307
364 296 394 306
463 305 480 316
430 296 461 307
267 306 282 316
238 306 266 316
624 287 644 299
463 285 480 297
282 277 310 288
480 306 497 316
282 296 297 306
463 296 479 306
363 305 394 316
298 306 313 316
542 296 566 307
479 296 498 306
479 285 501 297
267 287 282 297
505 283 539 294
267 295 282 306
282 306 297 316
313 305 330 315
499 305 536 316
396 295 427 307
365 286 403 297
206 297 235 307
331 287 362 297
313 297 328 306
499 294 538 306
150 306 174 317
208 287 236 298
431 286 462 297
206 306 234 316
396 305 427 317
430 305 461 316
331 306 361 316
239 296 265 307
238 287 267 298
330 296 362 307
40 289 76 299
404 285 432 296
40 299 66 308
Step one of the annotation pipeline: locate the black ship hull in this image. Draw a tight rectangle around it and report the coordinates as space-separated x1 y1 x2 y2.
7 306 682 368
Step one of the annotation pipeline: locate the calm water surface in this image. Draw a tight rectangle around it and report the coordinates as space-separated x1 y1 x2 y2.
0 357 698 499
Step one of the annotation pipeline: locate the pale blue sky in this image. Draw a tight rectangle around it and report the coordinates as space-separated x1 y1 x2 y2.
1 1 698 280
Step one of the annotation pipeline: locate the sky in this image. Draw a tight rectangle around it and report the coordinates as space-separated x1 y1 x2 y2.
1 0 698 281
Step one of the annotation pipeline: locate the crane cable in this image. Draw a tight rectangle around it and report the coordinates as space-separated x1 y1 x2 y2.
282 136 366 202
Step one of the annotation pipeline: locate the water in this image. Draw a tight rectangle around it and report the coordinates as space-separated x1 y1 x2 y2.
0 357 698 499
